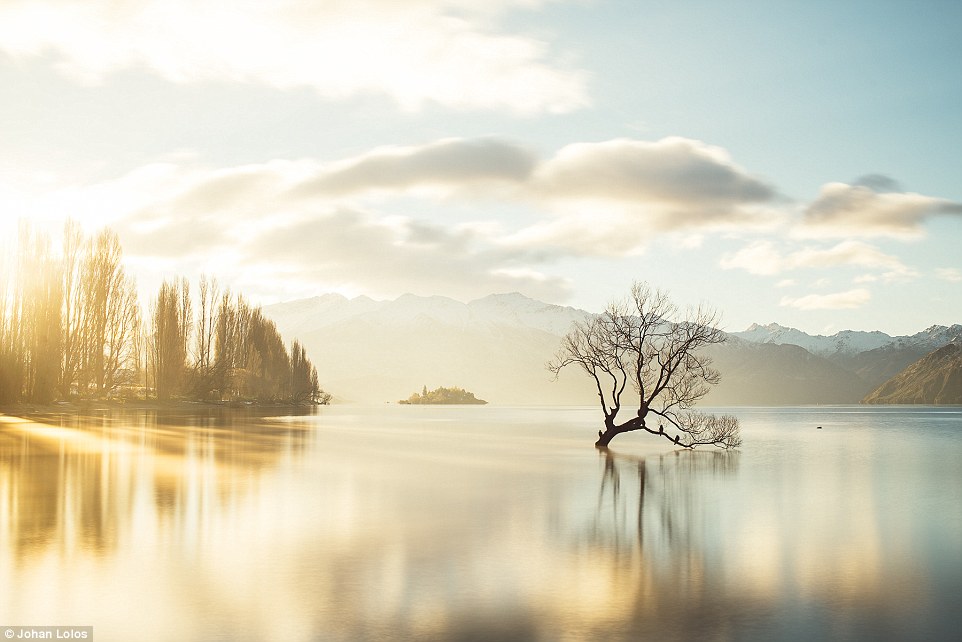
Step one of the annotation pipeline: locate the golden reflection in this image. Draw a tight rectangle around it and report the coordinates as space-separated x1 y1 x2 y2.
0 409 314 557
0 407 955 640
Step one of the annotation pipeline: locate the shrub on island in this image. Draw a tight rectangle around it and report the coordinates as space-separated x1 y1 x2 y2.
399 386 487 405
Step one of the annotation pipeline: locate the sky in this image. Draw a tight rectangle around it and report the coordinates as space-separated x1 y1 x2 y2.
1 0 960 336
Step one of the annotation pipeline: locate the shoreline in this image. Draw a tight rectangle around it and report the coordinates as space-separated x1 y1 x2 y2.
0 399 323 418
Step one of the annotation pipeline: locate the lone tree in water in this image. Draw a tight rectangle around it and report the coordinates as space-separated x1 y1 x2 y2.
548 282 741 449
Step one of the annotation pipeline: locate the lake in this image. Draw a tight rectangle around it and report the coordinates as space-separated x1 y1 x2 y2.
1 405 961 641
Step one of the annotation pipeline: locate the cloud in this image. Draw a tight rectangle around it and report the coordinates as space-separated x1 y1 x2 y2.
101 135 785 261
16 147 566 302
243 209 570 302
535 137 775 207
0 0 587 114
721 239 917 281
502 211 653 257
502 137 781 256
780 288 871 311
100 159 319 258
290 138 536 198
799 179 962 238
851 174 902 193
2 134 797 298
788 241 905 270
935 267 962 283
719 240 784 275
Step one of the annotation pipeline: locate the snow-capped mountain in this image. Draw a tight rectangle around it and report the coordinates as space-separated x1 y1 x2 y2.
466 293 589 336
731 322 962 355
900 324 962 349
267 292 588 337
732 322 894 355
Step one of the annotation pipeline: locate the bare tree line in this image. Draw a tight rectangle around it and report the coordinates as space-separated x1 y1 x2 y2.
0 221 329 406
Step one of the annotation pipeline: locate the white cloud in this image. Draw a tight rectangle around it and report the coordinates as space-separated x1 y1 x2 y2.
780 288 871 311
0 0 587 114
799 180 962 238
719 240 784 275
242 209 570 303
788 240 905 271
720 239 917 281
110 135 783 262
501 210 652 257
935 267 962 283
0 135 816 300
0 147 570 303
290 138 535 198
503 137 781 256
534 137 775 207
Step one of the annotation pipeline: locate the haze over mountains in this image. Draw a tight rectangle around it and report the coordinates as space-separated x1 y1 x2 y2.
264 293 591 404
264 293 961 405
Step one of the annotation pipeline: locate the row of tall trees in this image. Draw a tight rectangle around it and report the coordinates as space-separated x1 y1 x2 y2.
0 221 328 406
148 276 328 404
1 222 139 404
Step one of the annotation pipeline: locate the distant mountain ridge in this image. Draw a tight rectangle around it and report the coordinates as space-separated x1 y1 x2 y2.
731 322 962 355
263 293 960 406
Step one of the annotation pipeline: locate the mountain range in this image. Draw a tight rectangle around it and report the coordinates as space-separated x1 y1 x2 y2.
263 293 961 405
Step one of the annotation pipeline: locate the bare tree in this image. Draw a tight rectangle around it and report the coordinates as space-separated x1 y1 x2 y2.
151 279 188 401
0 236 17 403
214 289 238 400
196 275 218 370
102 273 140 393
548 282 741 449
17 224 62 403
78 228 139 395
188 274 219 400
59 219 85 398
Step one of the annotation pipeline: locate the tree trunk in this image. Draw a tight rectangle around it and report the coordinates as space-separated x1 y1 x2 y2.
595 428 620 448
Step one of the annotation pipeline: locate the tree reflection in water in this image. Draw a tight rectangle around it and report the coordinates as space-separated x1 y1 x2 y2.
593 448 739 555
578 447 744 639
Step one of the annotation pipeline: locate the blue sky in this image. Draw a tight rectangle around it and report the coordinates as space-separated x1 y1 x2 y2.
1 0 960 335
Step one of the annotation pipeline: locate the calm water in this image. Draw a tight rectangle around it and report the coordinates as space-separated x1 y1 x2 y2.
1 405 961 641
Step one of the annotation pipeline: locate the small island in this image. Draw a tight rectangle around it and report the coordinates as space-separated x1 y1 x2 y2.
399 386 487 405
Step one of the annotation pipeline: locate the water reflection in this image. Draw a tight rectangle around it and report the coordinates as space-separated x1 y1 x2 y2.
0 410 313 557
1 406 960 640
593 447 739 555
547 448 747 639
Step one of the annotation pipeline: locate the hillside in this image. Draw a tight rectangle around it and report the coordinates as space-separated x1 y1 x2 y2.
862 344 962 404
702 340 872 405
827 343 933 391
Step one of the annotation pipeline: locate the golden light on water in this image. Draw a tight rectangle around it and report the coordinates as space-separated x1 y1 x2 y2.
1 407 958 640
